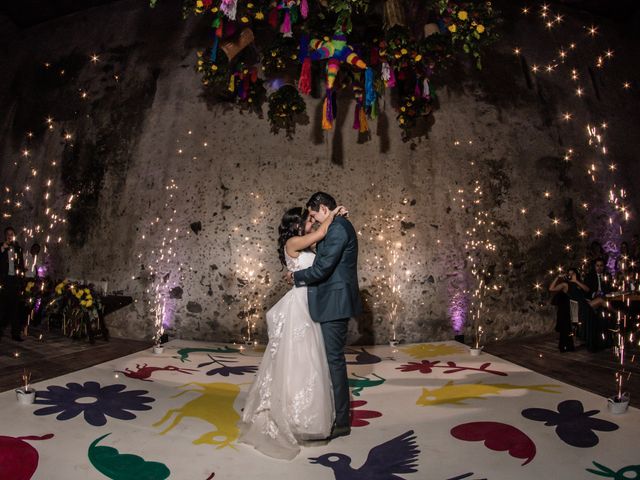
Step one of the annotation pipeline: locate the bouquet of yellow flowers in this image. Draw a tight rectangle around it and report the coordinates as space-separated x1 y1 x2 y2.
49 280 105 342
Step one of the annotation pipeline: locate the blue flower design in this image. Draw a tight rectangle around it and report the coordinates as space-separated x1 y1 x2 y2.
34 381 155 426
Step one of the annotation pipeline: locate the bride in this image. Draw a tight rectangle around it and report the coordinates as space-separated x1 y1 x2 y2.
239 205 345 460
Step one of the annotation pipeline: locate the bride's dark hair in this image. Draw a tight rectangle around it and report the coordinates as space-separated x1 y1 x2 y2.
278 207 308 267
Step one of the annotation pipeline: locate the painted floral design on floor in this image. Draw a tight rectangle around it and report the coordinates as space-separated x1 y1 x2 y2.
396 360 507 376
522 399 619 448
34 381 155 426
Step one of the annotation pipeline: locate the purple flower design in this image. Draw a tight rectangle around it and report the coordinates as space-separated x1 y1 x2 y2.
34 381 155 426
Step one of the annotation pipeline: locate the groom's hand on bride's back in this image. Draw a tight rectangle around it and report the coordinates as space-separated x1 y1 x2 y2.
284 271 294 285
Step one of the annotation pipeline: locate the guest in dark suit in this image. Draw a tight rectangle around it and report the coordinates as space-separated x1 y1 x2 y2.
293 192 362 439
583 257 614 352
584 257 613 309
0 226 25 341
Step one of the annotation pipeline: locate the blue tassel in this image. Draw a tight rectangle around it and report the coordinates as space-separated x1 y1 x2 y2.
210 35 219 62
365 67 376 108
299 34 309 62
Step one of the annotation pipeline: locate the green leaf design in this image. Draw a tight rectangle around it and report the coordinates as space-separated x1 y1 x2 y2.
88 434 170 480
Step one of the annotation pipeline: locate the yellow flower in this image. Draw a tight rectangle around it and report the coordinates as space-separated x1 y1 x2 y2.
247 2 254 7
271 51 277 57
458 10 468 20
401 106 406 112
211 64 218 71
476 24 485 33
414 54 422 62
255 12 264 20
448 24 457 33
399 117 405 124
211 7 218 12
196 0 203 7
400 48 408 55
240 16 249 23
86 300 93 308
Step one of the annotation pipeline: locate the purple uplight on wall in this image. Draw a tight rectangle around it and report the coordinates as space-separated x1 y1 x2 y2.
448 290 469 333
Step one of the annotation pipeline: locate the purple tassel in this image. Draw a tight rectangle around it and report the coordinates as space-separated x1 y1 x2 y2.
301 0 308 18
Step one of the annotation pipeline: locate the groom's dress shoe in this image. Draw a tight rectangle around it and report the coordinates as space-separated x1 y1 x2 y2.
329 426 351 439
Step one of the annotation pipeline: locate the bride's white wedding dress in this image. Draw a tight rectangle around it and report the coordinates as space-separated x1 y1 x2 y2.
239 250 335 460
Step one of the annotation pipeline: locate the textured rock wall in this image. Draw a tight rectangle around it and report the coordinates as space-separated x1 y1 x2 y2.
1 1 639 344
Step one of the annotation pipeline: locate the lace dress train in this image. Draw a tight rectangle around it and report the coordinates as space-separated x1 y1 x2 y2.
239 251 334 460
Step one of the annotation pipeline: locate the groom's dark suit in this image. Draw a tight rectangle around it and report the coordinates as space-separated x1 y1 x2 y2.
294 215 362 429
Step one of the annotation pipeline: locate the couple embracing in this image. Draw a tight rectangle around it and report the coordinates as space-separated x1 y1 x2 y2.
239 192 362 460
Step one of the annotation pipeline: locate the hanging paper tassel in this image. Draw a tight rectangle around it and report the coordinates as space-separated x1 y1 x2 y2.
381 62 391 83
280 11 292 37
364 67 376 108
359 105 368 133
268 8 279 29
414 81 421 97
370 47 380 66
370 97 378 119
210 35 219 62
353 103 361 131
220 0 237 20
298 57 312 95
300 0 308 18
322 93 333 130
422 78 430 98
228 74 235 92
388 67 396 87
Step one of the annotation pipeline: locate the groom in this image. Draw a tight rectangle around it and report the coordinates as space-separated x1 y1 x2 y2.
292 192 362 439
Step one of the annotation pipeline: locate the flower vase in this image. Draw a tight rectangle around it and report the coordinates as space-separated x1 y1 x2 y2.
607 392 630 414
389 340 399 347
16 388 36 405
152 345 164 355
470 346 483 356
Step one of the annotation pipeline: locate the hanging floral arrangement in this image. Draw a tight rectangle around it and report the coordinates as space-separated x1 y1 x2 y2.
151 0 500 141
267 84 307 138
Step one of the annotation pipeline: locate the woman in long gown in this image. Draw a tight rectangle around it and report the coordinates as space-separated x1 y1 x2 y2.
239 205 344 460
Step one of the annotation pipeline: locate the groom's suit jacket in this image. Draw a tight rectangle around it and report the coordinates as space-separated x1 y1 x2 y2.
293 215 362 323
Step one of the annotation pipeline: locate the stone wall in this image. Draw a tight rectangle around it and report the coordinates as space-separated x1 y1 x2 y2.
1 1 638 344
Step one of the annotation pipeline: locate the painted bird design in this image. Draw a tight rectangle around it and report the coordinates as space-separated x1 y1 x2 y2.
309 430 419 480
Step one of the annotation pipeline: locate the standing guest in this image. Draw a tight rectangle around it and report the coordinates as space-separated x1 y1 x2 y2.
24 243 42 279
549 268 589 352
0 226 25 341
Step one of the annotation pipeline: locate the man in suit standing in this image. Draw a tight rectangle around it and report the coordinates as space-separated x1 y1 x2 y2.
0 226 25 341
293 192 362 439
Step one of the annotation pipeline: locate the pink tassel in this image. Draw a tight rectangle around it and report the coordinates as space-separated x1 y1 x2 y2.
414 81 421 97
301 0 308 18
280 11 291 36
388 68 396 88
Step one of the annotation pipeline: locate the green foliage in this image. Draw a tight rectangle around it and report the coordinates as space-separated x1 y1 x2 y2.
267 85 307 138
